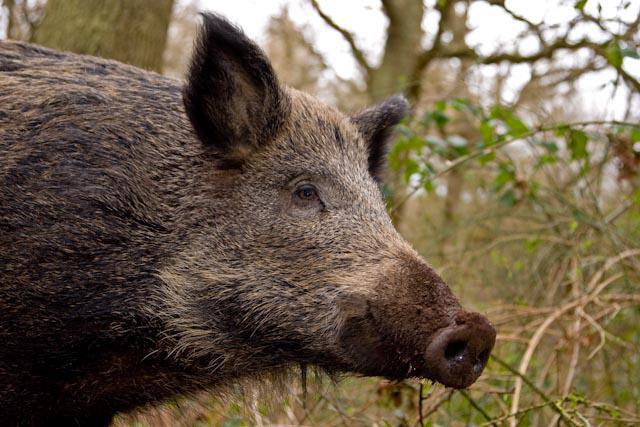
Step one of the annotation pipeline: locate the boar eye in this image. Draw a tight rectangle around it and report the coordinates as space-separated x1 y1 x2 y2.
292 184 324 210
295 185 320 202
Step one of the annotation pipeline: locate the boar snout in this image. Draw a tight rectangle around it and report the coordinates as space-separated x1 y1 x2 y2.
424 311 496 389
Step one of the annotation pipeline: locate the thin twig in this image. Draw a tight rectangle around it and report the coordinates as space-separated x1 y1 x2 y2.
390 120 638 215
509 273 623 426
417 383 425 426
307 0 371 73
491 355 579 426
479 399 568 427
459 389 492 423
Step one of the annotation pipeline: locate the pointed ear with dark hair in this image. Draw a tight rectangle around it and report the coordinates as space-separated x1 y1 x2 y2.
183 13 290 166
351 96 409 182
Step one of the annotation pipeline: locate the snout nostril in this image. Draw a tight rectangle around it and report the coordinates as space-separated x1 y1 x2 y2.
473 349 490 375
425 313 496 389
444 340 467 363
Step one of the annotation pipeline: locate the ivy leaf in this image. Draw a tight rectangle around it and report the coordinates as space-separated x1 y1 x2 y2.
450 98 481 117
388 136 425 170
490 106 529 138
620 47 640 59
499 190 517 207
447 135 469 156
493 164 515 191
541 140 559 153
392 136 425 154
423 179 435 193
535 153 558 169
554 123 569 137
434 100 447 111
429 110 449 127
525 238 541 252
480 119 495 146
479 151 496 165
402 158 420 183
606 41 623 68
425 136 447 154
567 129 588 160
569 220 578 232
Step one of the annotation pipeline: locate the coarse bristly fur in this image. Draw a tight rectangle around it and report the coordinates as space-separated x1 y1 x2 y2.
0 13 494 427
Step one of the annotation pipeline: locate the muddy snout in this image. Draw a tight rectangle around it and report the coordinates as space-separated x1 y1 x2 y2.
424 311 496 389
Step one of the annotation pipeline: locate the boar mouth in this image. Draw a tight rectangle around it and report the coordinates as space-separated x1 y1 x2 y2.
338 304 496 389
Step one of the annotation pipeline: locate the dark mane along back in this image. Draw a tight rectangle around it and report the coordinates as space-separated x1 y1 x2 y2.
0 41 211 424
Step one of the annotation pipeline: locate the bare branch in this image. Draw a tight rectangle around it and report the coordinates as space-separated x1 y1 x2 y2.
438 37 596 64
307 0 371 73
486 0 546 46
406 0 455 99
617 65 640 94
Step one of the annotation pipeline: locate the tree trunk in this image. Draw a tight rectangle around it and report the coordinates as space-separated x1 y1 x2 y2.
366 0 424 102
363 0 425 226
33 0 174 73
4 0 16 38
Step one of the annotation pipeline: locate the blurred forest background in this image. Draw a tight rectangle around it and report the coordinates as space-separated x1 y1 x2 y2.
1 0 639 425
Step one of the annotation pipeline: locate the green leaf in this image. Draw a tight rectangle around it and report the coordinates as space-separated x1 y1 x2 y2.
620 47 640 59
541 140 559 153
567 129 589 160
402 158 420 183
425 136 447 153
450 98 481 117
581 239 593 251
434 100 447 111
423 179 435 193
572 207 590 224
575 0 587 10
479 151 496 165
489 106 529 138
535 153 558 169
578 160 590 176
606 41 623 68
554 123 569 137
480 119 495 145
631 127 640 142
448 135 468 148
422 161 436 174
391 136 425 155
493 163 515 191
525 238 541 252
499 190 517 207
429 110 449 127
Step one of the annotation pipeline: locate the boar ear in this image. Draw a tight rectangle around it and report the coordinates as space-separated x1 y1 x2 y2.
183 13 290 166
351 95 409 181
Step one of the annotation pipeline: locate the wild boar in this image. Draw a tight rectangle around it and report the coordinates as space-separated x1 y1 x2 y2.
0 13 495 426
